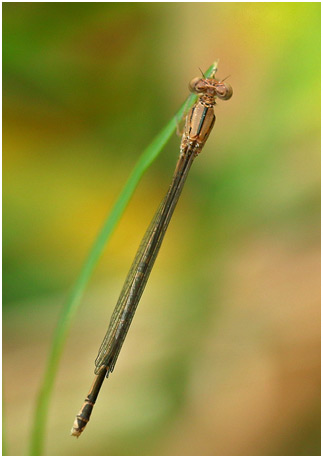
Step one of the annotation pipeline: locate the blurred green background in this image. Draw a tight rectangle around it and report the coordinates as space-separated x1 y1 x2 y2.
3 3 320 456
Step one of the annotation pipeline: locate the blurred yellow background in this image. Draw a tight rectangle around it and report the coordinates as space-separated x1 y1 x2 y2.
3 3 320 456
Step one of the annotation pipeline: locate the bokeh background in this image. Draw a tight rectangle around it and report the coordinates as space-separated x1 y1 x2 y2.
3 3 320 456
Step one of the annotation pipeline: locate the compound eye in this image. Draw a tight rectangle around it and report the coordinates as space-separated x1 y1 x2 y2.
189 77 207 94
215 82 233 100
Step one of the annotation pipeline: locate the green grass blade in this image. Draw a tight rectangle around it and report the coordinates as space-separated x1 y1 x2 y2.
28 62 217 456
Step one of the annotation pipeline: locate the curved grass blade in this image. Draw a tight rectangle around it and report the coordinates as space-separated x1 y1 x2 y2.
28 62 217 455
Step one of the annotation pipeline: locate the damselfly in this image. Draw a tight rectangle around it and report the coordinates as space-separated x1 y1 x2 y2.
71 64 232 437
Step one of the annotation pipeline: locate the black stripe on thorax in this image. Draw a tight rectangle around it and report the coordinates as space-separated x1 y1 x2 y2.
196 106 208 136
189 105 195 134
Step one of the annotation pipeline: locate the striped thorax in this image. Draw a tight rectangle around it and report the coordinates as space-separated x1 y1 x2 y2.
181 69 232 155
